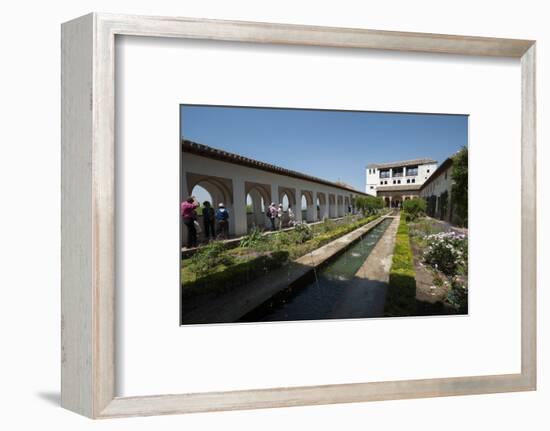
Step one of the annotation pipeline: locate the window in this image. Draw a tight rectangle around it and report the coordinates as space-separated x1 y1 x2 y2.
406 166 418 176
370 186 374 189
393 180 396 184
427 169 430 173
398 180 401 184
406 179 410 184
412 178 416 183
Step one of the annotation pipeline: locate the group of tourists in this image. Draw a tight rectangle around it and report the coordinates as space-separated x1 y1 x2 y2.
266 202 295 231
181 197 300 249
180 196 230 249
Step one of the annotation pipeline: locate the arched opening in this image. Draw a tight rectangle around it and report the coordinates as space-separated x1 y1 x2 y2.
384 197 391 208
246 189 267 231
186 184 215 245
337 195 344 217
282 193 290 211
392 196 403 209
185 174 234 241
344 196 350 214
301 191 314 223
244 182 271 232
317 193 328 220
190 184 213 212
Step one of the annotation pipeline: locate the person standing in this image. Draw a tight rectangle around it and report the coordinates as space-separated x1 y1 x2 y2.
277 204 284 230
216 203 230 239
287 204 296 227
202 201 215 241
181 196 199 248
267 202 277 231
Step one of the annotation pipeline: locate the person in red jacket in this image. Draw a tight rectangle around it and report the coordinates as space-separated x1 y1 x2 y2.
181 196 199 248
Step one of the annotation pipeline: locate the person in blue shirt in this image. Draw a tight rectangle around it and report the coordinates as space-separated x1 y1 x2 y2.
215 203 230 239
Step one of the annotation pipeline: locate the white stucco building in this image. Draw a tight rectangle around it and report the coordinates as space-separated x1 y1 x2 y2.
365 158 437 207
182 139 369 241
419 157 454 222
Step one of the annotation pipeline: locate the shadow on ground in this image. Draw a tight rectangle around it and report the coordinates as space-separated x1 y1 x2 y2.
36 391 60 406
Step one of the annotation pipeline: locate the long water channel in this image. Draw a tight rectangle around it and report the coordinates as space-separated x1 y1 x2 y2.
240 217 393 323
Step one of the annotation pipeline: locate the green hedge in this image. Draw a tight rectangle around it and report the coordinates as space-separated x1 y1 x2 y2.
286 214 382 259
182 250 290 299
385 216 417 316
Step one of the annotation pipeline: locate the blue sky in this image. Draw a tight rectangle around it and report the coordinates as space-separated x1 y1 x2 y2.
180 105 468 193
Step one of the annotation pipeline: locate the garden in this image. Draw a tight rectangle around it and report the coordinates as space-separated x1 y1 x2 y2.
385 198 468 316
181 212 387 301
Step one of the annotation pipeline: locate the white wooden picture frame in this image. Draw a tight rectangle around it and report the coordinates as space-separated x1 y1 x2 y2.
61 12 536 419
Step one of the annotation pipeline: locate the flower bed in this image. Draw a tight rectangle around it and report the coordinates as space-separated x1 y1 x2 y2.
423 231 467 276
408 218 468 314
385 215 417 317
423 231 468 312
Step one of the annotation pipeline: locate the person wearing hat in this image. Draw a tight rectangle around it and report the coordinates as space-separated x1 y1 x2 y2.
215 202 230 239
267 202 277 231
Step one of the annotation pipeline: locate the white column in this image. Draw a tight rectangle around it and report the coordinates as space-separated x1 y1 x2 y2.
294 188 303 223
308 191 317 222
232 178 247 236
327 193 334 218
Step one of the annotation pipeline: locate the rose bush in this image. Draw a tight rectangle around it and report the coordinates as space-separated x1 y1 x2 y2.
423 231 467 276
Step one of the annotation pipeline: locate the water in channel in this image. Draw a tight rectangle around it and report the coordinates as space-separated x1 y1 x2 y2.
240 217 393 323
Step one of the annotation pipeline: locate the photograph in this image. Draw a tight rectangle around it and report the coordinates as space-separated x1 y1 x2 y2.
180 105 468 325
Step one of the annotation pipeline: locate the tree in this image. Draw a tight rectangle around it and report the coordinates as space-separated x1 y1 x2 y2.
402 198 426 221
355 195 384 215
451 146 468 227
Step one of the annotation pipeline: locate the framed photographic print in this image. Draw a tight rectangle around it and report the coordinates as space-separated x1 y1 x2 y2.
61 13 536 418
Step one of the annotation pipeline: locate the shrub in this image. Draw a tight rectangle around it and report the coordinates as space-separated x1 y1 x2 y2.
182 250 290 296
446 276 468 314
355 195 385 215
292 222 314 243
320 218 336 233
423 231 467 276
451 146 468 227
402 198 426 221
385 216 417 316
239 227 267 249
188 241 234 278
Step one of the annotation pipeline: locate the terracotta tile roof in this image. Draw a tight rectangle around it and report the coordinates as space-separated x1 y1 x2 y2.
182 139 369 196
367 158 437 169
